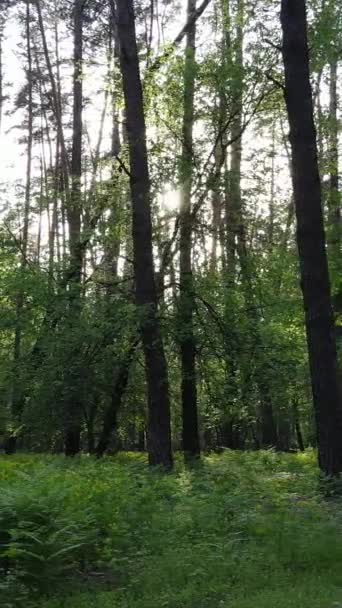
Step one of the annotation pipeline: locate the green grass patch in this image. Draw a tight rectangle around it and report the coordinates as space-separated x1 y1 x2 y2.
1 450 342 608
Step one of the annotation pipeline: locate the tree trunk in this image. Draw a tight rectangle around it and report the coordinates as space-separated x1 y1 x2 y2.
328 59 341 273
268 121 276 249
96 337 139 457
8 0 33 451
64 0 84 456
115 0 173 469
107 28 122 280
293 399 305 452
281 0 342 476
35 0 69 187
86 412 96 454
178 0 200 460
227 0 277 447
210 1 230 272
259 391 277 448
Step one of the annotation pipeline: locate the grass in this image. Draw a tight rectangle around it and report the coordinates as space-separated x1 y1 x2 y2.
1 450 342 608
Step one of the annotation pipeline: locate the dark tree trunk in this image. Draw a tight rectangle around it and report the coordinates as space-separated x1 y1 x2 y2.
115 0 172 469
64 427 81 457
259 395 278 448
4 436 17 456
64 0 84 456
219 419 243 450
96 338 139 458
137 428 145 451
293 399 305 452
179 0 200 461
295 420 305 453
328 59 341 273
281 0 342 476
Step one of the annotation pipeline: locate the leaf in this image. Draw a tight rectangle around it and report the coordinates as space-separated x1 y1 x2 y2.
13 548 45 562
46 543 84 561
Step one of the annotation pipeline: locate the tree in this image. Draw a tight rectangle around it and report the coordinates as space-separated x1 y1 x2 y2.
115 0 173 468
6 0 34 454
281 0 342 476
63 0 84 456
178 0 200 461
1 0 340 459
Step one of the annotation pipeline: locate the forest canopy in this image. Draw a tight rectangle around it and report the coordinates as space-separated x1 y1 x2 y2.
0 0 341 473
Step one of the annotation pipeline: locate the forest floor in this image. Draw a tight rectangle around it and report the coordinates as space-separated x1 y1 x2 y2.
1 451 342 608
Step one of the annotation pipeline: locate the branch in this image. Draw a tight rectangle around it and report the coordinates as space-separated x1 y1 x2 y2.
263 38 282 53
173 0 212 45
191 85 277 221
3 221 37 273
115 155 131 178
265 70 285 91
157 216 180 290
148 0 213 73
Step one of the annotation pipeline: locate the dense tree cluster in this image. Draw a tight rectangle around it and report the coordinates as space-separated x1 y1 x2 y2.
0 0 341 474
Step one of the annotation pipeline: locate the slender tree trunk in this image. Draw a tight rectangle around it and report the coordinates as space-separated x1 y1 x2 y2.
281 0 342 476
84 399 98 454
107 29 122 279
48 138 59 291
115 0 173 468
35 0 69 190
64 0 84 456
86 419 95 454
210 138 224 271
315 69 324 163
96 337 139 457
210 1 229 274
178 0 200 460
6 1 33 454
328 59 341 272
259 386 277 448
227 0 277 447
293 399 305 452
229 0 243 268
210 60 227 273
268 121 276 249
222 0 236 279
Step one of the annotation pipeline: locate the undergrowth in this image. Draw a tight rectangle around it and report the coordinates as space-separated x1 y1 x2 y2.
1 450 342 608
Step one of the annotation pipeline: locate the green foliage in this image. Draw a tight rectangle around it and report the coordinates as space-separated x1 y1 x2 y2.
0 457 100 602
1 452 342 607
2 0 341 454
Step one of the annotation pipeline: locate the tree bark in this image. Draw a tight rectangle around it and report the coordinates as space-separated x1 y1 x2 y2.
178 0 200 460
115 0 173 469
64 0 84 456
8 0 33 452
96 338 139 457
293 399 305 452
268 121 276 249
328 59 341 273
281 0 342 476
35 0 69 187
227 0 277 448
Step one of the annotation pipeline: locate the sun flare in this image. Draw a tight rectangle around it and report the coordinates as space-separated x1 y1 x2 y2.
159 185 180 212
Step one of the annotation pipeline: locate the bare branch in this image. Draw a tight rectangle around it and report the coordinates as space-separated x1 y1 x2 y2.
148 0 213 73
